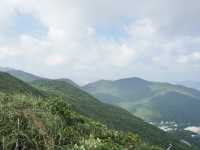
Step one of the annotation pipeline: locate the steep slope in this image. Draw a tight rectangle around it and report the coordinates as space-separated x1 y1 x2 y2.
0 93 164 150
83 77 200 125
0 67 79 87
0 72 44 96
0 70 167 149
0 67 12 72
176 81 200 91
56 78 79 87
31 79 190 149
131 92 200 125
0 67 43 82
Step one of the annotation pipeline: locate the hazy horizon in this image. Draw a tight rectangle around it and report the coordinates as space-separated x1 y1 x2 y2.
1 66 199 86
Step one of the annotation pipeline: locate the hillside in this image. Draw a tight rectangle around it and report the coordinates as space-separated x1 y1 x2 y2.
56 78 79 88
0 92 164 150
176 81 200 91
0 67 43 83
0 71 169 149
0 72 44 96
0 71 191 149
31 79 190 149
0 67 78 87
0 70 167 149
83 77 200 125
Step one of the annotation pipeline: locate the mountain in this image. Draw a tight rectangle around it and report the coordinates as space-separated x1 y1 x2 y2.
31 78 190 149
0 70 192 149
0 76 163 150
0 66 12 72
83 77 200 125
56 78 79 87
0 67 78 87
0 72 44 96
176 81 200 91
0 67 43 82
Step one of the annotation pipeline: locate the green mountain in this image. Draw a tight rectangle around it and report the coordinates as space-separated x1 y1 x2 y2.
0 72 43 96
176 81 200 91
56 78 79 88
0 67 12 72
0 67 43 82
83 77 200 125
0 67 78 87
0 84 162 149
0 73 192 150
31 79 191 149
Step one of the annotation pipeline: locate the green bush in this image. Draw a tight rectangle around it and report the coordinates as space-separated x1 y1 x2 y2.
0 93 163 150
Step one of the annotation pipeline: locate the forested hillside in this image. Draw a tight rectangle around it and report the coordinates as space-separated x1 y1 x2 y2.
0 71 191 149
0 92 166 149
31 79 189 149
83 77 200 124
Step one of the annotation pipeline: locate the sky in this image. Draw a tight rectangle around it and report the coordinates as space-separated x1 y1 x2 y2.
0 0 200 84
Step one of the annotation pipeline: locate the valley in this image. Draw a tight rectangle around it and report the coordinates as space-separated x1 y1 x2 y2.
0 68 199 149
1 1 199 149
83 77 200 149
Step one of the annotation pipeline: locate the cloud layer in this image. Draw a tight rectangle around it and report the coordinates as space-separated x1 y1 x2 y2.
0 0 200 84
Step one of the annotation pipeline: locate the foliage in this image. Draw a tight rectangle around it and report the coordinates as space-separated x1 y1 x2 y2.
83 77 200 124
0 72 43 96
32 79 191 150
0 93 163 150
0 71 191 149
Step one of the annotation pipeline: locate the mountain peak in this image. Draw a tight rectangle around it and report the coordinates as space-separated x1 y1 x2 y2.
0 66 13 72
0 71 43 96
115 77 148 83
56 78 79 87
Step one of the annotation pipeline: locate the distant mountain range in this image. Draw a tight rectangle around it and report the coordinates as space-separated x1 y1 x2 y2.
175 81 200 91
0 68 193 149
0 72 44 96
0 67 42 82
83 77 200 125
0 67 78 87
1 72 167 150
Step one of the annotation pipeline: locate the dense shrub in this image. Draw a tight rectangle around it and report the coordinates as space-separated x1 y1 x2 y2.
0 93 163 150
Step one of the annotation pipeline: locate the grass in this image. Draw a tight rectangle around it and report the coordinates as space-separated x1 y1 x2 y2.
0 93 163 150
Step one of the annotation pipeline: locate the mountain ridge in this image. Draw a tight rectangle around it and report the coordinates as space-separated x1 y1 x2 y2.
83 77 200 125
0 67 79 87
0 69 195 149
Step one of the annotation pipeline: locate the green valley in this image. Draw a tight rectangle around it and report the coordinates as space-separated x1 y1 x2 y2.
83 77 200 125
0 71 192 149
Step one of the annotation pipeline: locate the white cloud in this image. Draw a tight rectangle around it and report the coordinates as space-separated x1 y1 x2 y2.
177 56 189 64
192 52 200 60
0 0 200 83
45 54 65 66
109 44 135 67
177 52 200 64
126 19 156 40
0 47 18 59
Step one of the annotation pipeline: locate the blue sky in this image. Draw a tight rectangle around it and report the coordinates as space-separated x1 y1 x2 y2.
0 0 200 84
2 12 47 40
10 12 47 38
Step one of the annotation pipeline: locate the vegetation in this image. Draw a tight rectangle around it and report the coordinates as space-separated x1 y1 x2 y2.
146 92 200 123
1 68 42 83
0 93 163 150
0 68 78 87
171 130 200 150
0 71 191 149
0 72 43 96
83 77 200 124
31 79 190 150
